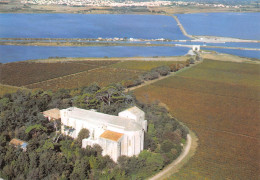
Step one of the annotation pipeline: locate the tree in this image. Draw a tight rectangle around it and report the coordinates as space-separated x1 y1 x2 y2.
25 124 47 138
76 128 90 147
37 139 55 152
151 66 171 76
161 140 174 153
70 157 90 179
142 71 160 81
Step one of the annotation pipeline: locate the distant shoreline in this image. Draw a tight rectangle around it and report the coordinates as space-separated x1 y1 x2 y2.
0 0 258 15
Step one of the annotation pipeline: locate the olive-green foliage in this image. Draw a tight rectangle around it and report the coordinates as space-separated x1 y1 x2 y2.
151 66 171 76
0 84 187 179
77 128 90 147
25 124 47 136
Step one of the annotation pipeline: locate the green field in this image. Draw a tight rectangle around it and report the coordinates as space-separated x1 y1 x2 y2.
134 59 260 179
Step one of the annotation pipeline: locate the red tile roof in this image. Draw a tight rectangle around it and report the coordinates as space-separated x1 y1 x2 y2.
42 108 60 120
100 130 124 142
10 138 25 146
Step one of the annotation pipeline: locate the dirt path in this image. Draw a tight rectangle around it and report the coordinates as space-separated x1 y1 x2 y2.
149 133 194 180
28 56 187 63
171 15 194 39
171 15 259 43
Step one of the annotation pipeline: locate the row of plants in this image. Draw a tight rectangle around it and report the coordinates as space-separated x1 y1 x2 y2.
122 57 197 88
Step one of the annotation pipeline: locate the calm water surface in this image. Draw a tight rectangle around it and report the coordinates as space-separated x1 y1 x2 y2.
0 14 188 40
177 13 260 40
0 45 189 63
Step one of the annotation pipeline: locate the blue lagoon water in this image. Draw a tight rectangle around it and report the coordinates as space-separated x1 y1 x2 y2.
0 14 188 40
0 45 190 63
177 13 260 40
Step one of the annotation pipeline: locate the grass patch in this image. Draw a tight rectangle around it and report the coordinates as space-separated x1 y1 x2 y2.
0 85 29 97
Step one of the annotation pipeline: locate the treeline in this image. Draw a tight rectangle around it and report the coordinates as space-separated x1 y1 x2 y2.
122 56 199 88
0 84 188 179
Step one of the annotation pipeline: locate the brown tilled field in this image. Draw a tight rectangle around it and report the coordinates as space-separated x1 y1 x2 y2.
0 62 96 86
134 59 260 179
109 61 186 71
0 61 119 86
25 67 143 91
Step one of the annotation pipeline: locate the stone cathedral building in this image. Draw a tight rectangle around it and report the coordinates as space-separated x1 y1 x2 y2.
45 106 147 162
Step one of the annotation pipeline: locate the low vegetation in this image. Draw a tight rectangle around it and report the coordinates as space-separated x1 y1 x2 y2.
0 85 30 97
0 61 120 87
0 84 188 179
134 59 260 179
122 60 191 88
0 62 98 86
110 61 182 71
25 68 143 91
1 59 192 92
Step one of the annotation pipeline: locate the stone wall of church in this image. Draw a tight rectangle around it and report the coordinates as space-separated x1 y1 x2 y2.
60 107 146 162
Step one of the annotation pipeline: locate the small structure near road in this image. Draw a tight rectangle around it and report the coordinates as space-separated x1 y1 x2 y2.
192 45 200 51
186 49 196 56
9 138 28 151
175 44 200 52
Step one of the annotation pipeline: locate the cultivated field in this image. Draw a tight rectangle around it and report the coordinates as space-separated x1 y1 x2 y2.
25 67 143 91
110 60 186 71
0 61 119 86
134 59 260 179
1 59 187 91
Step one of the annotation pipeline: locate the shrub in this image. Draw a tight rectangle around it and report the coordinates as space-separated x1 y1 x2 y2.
151 66 171 76
169 64 178 72
141 71 160 81
122 78 144 88
161 140 175 153
77 128 90 146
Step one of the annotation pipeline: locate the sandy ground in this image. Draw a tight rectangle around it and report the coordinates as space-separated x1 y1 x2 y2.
201 52 260 64
28 56 188 63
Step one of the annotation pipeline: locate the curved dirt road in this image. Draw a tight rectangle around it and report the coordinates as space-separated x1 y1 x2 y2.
149 134 192 180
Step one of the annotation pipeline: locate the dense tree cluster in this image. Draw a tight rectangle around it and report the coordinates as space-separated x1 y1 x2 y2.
0 84 188 179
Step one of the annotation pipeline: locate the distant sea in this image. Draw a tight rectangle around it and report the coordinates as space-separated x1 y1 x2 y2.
0 14 188 40
177 13 260 40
